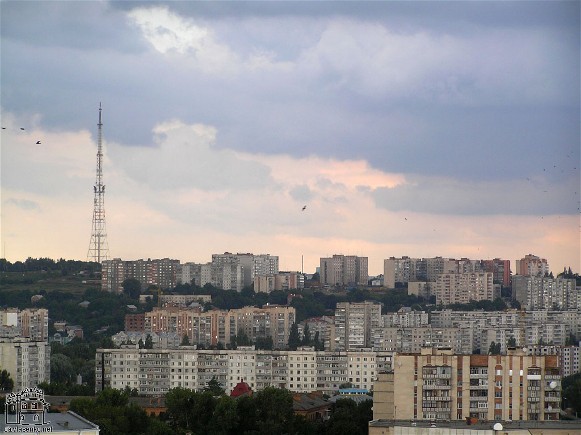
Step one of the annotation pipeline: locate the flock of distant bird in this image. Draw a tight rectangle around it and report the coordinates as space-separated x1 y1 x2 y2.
1 126 41 144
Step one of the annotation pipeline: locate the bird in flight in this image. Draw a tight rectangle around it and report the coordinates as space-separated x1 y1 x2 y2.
302 205 307 211
36 141 41 145
20 127 25 130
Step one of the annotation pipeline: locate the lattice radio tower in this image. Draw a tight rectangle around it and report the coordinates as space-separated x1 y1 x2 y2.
87 103 110 263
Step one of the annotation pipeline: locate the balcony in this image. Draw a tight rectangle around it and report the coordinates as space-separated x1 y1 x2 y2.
544 374 560 380
468 395 488 401
469 385 489 390
423 396 452 402
423 384 451 390
527 397 540 402
544 396 561 402
422 407 451 412
469 373 488 378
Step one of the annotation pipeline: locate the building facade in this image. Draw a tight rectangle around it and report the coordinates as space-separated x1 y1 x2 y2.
512 276 578 310
102 258 180 292
320 255 368 287
334 301 382 351
373 347 562 422
95 345 385 396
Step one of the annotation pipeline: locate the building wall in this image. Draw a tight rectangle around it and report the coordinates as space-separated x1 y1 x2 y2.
0 338 50 390
95 346 387 396
434 272 494 305
515 254 549 277
320 255 368 286
335 301 382 351
373 348 562 422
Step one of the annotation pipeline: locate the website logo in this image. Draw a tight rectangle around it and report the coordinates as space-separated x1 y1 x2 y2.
4 387 51 432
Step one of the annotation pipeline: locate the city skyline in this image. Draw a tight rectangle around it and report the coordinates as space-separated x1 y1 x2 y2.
1 1 579 275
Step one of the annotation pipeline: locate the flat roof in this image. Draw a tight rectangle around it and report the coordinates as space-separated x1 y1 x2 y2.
0 411 99 432
369 419 581 431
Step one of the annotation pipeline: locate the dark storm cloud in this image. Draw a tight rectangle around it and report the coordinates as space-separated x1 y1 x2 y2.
1 0 578 193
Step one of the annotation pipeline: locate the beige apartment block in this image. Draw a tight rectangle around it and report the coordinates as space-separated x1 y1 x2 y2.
434 272 495 305
320 254 368 286
0 338 50 390
373 347 562 423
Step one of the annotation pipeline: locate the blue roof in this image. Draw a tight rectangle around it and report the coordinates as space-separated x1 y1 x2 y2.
338 388 368 394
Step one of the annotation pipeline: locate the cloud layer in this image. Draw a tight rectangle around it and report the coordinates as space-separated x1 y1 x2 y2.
1 1 579 274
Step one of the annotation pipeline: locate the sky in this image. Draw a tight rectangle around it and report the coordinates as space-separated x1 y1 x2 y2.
1 1 579 276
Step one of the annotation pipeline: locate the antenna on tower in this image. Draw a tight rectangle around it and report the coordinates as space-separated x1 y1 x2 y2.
87 103 110 263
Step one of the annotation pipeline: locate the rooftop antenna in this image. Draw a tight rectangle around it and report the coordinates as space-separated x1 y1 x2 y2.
87 103 110 263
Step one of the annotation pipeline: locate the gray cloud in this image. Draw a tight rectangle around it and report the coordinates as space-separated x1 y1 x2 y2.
1 0 578 210
372 175 580 216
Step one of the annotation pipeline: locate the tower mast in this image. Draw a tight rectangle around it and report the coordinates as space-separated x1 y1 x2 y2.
87 103 110 263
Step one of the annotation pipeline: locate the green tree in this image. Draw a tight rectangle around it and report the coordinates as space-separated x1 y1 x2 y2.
236 395 258 433
210 395 239 434
324 398 372 435
488 341 501 355
302 324 311 346
204 376 225 396
165 387 197 431
144 334 153 349
122 278 142 299
181 334 190 346
0 369 14 392
507 336 517 348
236 329 252 346
51 353 75 383
253 387 295 434
562 372 581 416
255 336 274 350
566 333 578 346
288 323 301 350
313 331 325 351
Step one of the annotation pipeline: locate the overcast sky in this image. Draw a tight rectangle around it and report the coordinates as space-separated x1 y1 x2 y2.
1 1 579 275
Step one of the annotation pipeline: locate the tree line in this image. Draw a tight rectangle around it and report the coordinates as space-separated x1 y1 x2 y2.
68 385 372 435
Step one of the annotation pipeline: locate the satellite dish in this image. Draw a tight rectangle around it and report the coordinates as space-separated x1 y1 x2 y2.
493 423 503 431
549 381 557 389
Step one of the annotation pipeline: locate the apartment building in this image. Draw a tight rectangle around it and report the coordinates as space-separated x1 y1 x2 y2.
434 272 495 305
334 301 382 351
512 275 578 310
320 255 368 287
142 305 296 349
95 346 385 396
300 316 336 351
377 309 580 355
382 307 429 328
524 345 580 378
384 256 510 288
373 347 562 422
253 271 304 293
212 253 279 289
0 308 51 390
0 308 49 342
102 258 179 292
373 326 474 355
515 254 549 277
